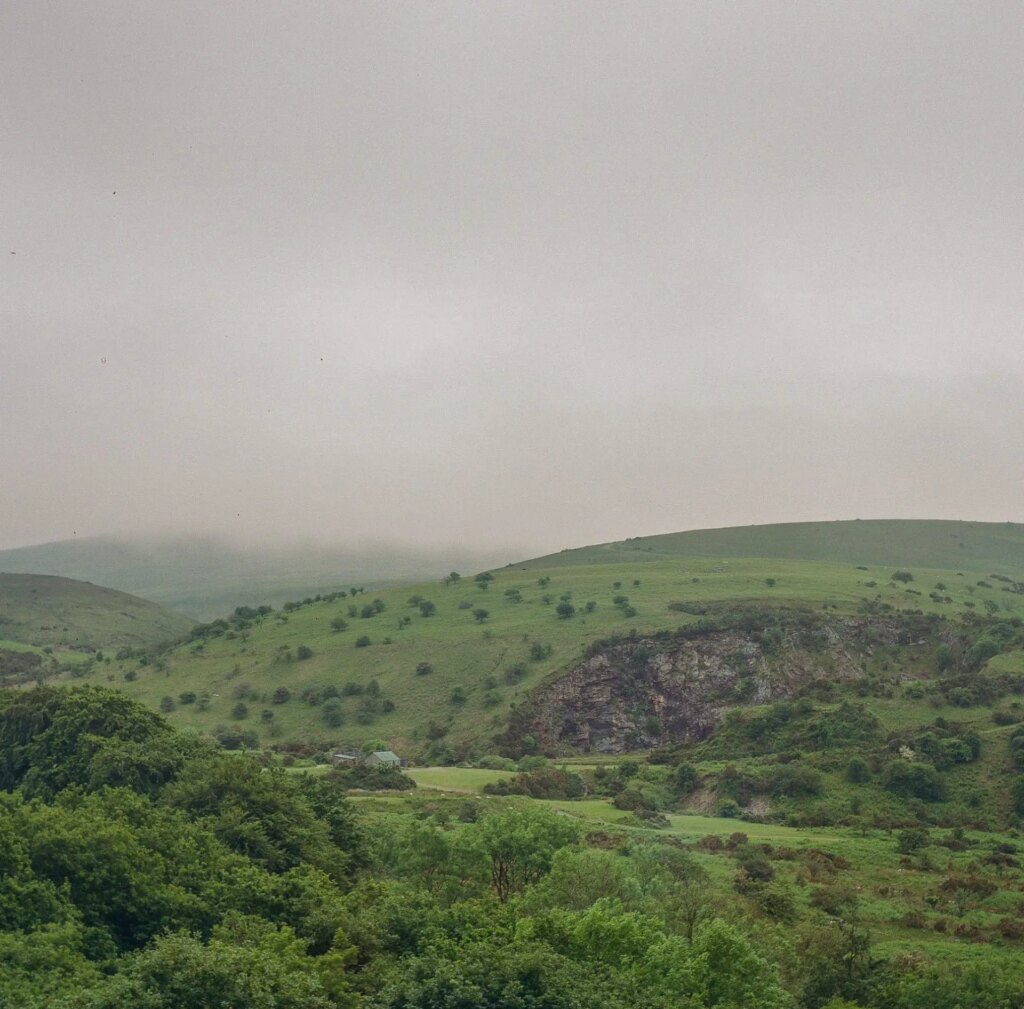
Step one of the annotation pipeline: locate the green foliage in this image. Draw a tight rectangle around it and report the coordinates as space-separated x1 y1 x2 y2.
483 767 585 800
882 760 945 802
845 756 871 783
469 806 580 902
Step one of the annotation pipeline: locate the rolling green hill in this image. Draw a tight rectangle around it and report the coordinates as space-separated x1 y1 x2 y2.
0 573 193 651
67 519 1024 758
520 519 1024 574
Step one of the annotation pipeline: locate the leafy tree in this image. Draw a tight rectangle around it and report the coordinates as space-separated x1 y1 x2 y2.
0 686 180 799
231 702 249 720
468 807 580 902
474 572 494 590
472 608 489 624
556 601 576 620
354 636 371 648
329 617 348 633
295 645 313 661
71 917 338 1009
272 687 291 704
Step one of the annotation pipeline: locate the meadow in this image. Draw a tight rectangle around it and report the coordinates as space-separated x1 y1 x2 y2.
70 548 1024 755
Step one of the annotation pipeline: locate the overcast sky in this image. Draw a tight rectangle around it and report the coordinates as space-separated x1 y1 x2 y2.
2 1 1022 554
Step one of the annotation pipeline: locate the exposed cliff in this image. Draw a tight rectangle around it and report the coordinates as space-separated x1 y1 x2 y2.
505 613 944 755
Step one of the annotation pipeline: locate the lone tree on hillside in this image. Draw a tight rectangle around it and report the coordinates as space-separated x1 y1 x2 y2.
473 608 490 624
445 571 461 586
475 572 494 590
418 600 437 617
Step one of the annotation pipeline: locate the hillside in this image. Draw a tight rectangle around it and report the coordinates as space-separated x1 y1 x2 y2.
520 519 1024 574
0 535 510 618
67 519 1024 759
0 573 193 651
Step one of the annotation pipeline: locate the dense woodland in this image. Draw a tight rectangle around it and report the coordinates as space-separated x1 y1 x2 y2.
2 685 1023 1008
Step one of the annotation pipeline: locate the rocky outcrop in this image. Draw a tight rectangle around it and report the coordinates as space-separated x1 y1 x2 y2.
513 615 937 755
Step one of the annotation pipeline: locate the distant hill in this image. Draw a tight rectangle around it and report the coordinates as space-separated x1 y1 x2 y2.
517 519 1024 575
70 517 1024 756
0 573 194 650
0 536 512 619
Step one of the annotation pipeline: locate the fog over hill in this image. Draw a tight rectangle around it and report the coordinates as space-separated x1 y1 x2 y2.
0 536 511 619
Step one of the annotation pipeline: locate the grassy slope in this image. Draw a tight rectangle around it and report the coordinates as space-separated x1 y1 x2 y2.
77 541 1024 753
519 519 1024 573
0 573 193 650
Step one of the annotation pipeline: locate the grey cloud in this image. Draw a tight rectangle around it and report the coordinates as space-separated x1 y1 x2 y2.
2 1 1022 553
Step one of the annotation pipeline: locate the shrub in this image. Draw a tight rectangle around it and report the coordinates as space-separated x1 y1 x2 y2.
355 636 371 648
766 763 822 798
159 696 175 713
674 762 699 795
716 799 741 818
177 691 197 705
845 756 871 783
484 767 585 800
883 761 945 802
415 661 433 676
296 645 314 661
472 608 489 623
891 570 915 583
555 601 576 619
504 663 527 685
896 828 930 854
230 701 248 720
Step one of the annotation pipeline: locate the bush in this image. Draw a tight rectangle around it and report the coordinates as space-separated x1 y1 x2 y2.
354 636 371 648
896 828 930 854
415 661 433 676
230 701 248 720
555 601 576 619
766 763 821 798
891 570 915 583
716 799 741 818
296 645 314 661
674 762 699 796
484 767 585 800
845 756 871 783
883 760 945 802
